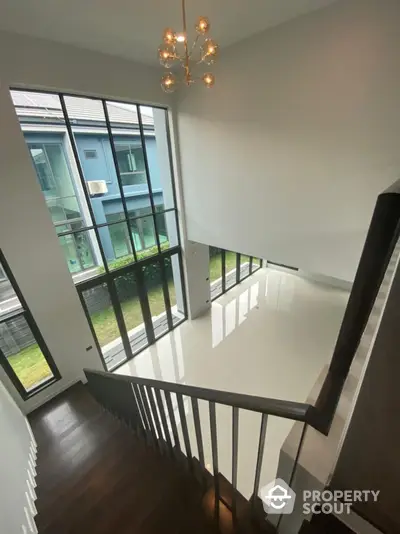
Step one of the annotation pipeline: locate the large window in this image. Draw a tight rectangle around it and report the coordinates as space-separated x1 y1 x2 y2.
0 251 60 398
209 247 263 300
12 90 186 372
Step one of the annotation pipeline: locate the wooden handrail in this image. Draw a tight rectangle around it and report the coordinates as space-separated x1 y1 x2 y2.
84 368 317 424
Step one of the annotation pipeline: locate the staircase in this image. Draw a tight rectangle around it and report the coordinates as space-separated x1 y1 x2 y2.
30 381 355 534
30 383 272 534
83 368 317 533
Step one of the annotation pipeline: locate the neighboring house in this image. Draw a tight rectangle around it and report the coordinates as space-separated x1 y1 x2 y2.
12 92 166 274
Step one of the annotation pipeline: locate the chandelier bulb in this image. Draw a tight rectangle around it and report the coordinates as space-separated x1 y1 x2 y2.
161 72 177 93
195 16 210 34
176 32 186 43
163 28 176 44
158 44 176 68
202 72 215 88
201 39 219 65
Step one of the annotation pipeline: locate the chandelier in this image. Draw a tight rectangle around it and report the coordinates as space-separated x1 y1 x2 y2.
158 0 219 92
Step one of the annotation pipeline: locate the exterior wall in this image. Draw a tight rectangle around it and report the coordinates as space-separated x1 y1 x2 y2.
22 130 164 264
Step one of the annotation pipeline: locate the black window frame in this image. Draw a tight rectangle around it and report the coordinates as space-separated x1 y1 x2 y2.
11 88 187 374
210 248 263 302
0 249 61 399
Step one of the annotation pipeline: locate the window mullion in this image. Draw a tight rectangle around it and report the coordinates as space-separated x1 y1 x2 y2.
102 100 138 262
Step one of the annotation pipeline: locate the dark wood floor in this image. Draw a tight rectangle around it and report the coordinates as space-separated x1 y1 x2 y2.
29 383 264 534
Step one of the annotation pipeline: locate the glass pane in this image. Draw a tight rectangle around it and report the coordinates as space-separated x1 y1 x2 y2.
59 230 96 275
0 266 22 314
105 101 152 216
98 222 134 271
115 143 147 186
139 106 176 211
0 315 53 392
252 258 263 273
164 254 185 325
28 141 88 227
130 216 158 259
10 90 98 279
240 254 251 280
63 96 125 226
225 250 237 290
114 271 148 355
81 283 127 371
209 247 223 299
156 211 178 250
142 261 169 339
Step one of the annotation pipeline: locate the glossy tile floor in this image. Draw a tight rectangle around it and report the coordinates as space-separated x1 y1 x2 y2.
116 268 349 499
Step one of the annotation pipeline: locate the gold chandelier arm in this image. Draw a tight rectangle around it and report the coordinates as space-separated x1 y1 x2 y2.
182 0 191 85
188 34 199 60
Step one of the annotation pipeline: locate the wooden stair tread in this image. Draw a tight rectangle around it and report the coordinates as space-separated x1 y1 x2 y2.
29 383 268 534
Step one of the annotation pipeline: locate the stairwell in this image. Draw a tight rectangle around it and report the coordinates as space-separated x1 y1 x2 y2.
26 180 400 534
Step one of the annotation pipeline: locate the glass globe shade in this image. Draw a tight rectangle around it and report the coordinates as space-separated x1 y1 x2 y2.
163 27 176 44
201 39 219 65
202 72 215 88
161 73 177 93
158 44 176 68
195 16 210 34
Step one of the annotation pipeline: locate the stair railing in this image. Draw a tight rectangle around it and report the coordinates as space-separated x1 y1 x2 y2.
85 368 317 521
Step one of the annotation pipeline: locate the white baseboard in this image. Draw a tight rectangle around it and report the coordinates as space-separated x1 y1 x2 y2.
298 270 353 291
266 262 352 291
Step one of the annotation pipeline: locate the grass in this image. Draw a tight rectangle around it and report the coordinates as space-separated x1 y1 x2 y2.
209 252 251 282
91 281 176 346
8 253 256 390
8 344 53 391
6 281 177 388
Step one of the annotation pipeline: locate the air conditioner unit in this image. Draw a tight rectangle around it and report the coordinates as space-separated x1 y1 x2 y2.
87 180 108 196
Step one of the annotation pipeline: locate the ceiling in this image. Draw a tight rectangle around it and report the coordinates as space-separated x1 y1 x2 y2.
0 0 338 66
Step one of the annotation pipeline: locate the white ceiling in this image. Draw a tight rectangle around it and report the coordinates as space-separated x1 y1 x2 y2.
0 0 337 66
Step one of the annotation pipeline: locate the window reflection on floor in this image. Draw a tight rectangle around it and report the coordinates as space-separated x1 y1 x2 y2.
211 279 263 349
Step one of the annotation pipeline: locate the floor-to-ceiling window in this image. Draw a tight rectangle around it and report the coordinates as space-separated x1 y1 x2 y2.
209 247 263 300
11 90 186 372
0 251 60 398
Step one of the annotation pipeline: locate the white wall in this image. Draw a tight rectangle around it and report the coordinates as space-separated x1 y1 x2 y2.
0 31 172 412
176 0 400 282
0 379 37 533
0 30 169 106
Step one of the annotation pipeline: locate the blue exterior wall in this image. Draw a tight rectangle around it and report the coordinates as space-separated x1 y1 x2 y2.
24 131 164 262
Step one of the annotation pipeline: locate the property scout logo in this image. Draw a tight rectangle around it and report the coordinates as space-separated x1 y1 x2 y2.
259 479 380 516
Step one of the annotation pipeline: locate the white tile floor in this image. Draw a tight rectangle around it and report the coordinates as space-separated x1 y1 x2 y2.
116 268 349 498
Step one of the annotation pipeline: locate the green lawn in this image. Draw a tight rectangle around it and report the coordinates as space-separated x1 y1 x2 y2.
8 344 53 391
8 254 258 391
209 253 223 282
6 281 176 388
91 281 176 346
209 252 251 282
